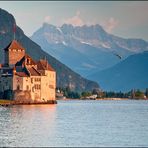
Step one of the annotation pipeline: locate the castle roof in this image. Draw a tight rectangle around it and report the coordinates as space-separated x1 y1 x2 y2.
1 40 55 78
15 54 36 66
0 64 3 68
37 59 55 71
15 72 29 77
26 66 41 76
4 40 25 51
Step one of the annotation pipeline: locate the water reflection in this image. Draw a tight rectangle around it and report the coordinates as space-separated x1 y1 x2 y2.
0 105 57 147
1 100 148 147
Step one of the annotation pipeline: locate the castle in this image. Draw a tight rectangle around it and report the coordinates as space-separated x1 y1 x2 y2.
0 40 56 103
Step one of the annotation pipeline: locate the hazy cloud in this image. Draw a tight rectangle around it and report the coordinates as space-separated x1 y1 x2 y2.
1 1 147 40
44 16 52 24
64 11 84 26
101 17 119 33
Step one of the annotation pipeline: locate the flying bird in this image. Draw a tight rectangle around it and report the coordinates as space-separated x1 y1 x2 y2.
113 53 122 59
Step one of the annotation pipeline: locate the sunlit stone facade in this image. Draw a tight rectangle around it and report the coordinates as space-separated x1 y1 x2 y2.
0 40 56 103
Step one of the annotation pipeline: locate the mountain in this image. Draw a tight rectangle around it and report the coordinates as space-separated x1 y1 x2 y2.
31 23 148 77
88 51 148 92
0 8 99 92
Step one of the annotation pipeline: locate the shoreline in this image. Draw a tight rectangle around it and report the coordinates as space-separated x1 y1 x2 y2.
0 100 57 107
1 98 148 107
57 98 148 101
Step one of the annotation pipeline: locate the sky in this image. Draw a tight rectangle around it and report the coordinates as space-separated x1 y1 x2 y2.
0 1 148 41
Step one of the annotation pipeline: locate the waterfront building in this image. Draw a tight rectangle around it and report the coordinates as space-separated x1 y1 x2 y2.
0 40 56 103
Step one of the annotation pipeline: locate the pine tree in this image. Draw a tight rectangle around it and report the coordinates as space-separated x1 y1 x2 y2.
145 88 148 98
131 89 135 99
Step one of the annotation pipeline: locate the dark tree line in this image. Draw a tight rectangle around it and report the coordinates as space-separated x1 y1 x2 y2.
56 87 148 99
56 87 81 99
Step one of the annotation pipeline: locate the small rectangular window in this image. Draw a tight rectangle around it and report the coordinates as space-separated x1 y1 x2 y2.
26 85 29 90
31 78 33 83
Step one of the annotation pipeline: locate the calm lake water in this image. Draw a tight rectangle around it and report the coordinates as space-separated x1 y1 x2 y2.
0 100 148 147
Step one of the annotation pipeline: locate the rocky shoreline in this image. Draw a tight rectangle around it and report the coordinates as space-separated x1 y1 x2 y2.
0 100 57 107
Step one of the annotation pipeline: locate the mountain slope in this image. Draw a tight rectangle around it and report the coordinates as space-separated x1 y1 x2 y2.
0 8 99 92
31 23 148 77
88 51 148 92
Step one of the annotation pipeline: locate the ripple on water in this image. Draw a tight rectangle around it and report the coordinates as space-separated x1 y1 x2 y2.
0 100 148 147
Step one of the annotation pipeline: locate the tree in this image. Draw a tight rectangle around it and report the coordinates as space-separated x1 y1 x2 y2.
145 88 148 98
135 89 144 99
81 91 92 98
92 88 104 98
131 89 135 99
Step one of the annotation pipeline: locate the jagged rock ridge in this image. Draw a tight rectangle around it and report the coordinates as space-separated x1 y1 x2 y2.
0 8 99 92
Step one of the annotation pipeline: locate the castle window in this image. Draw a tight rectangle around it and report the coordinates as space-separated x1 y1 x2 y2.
35 78 40 82
31 78 33 83
32 87 34 92
17 85 20 90
34 84 41 90
26 85 29 90
27 58 30 64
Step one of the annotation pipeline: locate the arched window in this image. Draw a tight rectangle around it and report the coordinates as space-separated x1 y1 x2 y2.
17 85 20 90
27 58 29 64
26 58 30 65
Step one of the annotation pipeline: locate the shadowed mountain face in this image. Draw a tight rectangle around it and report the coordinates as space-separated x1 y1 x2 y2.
0 8 99 92
31 23 148 77
88 51 148 92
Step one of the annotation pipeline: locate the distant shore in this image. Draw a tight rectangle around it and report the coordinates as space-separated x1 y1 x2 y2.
57 98 127 100
57 97 148 101
1 98 148 107
96 98 128 100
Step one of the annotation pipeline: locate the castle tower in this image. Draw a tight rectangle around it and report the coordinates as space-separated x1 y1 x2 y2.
3 40 25 67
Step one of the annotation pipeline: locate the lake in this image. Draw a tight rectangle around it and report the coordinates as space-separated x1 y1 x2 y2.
0 100 148 147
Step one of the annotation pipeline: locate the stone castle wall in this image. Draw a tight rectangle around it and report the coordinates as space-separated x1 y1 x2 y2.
13 90 32 103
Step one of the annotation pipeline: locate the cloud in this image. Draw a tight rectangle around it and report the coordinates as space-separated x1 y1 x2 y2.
64 11 84 26
44 16 52 24
82 63 96 69
101 17 119 33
